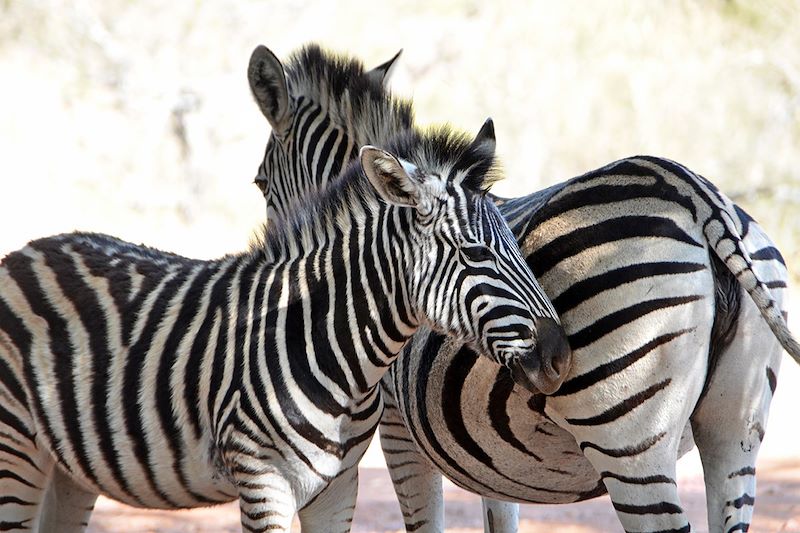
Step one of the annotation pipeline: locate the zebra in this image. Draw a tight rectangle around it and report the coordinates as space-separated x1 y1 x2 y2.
0 124 571 532
247 43 800 533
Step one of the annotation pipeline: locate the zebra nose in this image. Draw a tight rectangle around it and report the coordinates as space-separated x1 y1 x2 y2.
510 317 572 395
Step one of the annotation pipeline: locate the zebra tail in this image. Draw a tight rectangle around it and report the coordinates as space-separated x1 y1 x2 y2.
702 197 800 365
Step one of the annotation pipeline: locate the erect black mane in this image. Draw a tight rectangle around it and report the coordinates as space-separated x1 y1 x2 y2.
383 126 501 195
284 44 414 132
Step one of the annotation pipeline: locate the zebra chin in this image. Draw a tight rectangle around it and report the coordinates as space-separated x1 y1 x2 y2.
506 317 573 395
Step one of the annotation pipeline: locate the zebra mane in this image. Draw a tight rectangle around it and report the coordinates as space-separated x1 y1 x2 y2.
384 126 502 195
284 44 415 144
251 125 502 262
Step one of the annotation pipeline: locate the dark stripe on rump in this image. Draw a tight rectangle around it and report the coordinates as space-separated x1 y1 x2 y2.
427 343 577 496
441 346 495 469
750 246 786 265
569 296 703 351
555 329 692 397
530 216 703 279
565 379 671 426
533 170 697 228
734 203 755 239
553 262 706 314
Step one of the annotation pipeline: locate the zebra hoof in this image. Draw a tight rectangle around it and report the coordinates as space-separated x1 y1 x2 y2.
512 317 572 395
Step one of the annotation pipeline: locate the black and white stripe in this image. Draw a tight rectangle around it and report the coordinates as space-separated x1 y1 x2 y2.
248 43 800 533
0 126 566 532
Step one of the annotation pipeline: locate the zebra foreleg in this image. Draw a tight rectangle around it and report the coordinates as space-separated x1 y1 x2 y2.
378 382 444 532
481 498 519 533
38 466 97 532
234 471 295 532
298 466 359 533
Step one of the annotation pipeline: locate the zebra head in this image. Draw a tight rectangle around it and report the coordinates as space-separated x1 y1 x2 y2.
359 122 572 395
247 44 571 393
247 44 411 227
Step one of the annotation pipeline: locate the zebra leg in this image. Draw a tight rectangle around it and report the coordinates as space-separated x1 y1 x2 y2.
298 466 359 533
0 432 55 532
379 379 444 532
38 466 97 532
0 342 55 533
591 448 689 533
691 304 784 532
235 473 295 532
482 498 519 533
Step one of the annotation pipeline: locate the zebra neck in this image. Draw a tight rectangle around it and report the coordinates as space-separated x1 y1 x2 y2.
253 201 420 399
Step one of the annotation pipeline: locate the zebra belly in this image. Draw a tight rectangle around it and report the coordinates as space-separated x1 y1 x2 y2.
391 336 604 504
35 416 238 509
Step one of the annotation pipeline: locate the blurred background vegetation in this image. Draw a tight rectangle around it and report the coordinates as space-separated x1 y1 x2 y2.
1 0 798 280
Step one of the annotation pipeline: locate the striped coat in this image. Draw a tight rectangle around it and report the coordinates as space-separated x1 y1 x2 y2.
0 127 565 532
246 43 799 533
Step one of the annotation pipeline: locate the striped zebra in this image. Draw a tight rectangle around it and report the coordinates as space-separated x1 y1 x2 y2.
0 126 570 532
247 43 800 533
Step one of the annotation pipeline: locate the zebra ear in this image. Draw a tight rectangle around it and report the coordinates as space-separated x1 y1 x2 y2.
470 118 496 156
360 146 420 209
248 45 290 130
365 49 403 86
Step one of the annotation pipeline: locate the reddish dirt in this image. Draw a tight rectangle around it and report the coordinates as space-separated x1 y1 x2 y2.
86 455 800 532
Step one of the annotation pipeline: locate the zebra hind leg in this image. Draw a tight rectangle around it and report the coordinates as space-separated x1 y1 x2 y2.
378 377 445 531
38 466 98 532
231 459 295 533
482 498 519 533
0 341 56 532
298 466 359 533
575 426 691 533
690 300 784 532
0 428 55 531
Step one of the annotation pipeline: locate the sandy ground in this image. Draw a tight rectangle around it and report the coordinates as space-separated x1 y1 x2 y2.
86 351 800 533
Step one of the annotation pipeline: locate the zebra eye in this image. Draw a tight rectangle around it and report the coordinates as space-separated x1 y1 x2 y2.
462 244 495 264
254 177 268 194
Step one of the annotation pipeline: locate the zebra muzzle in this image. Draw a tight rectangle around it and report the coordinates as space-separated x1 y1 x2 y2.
510 317 572 395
